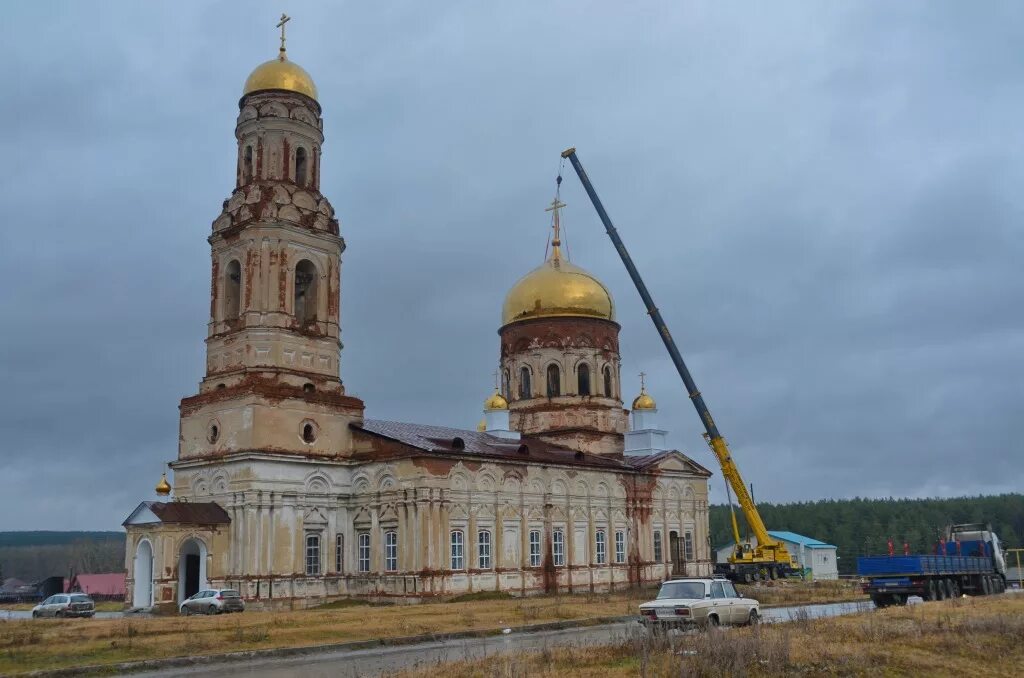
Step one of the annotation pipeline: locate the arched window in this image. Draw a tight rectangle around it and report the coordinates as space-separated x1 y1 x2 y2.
243 146 253 183
295 147 308 186
519 367 532 399
546 364 561 397
603 366 613 398
294 260 318 324
225 260 241 320
502 369 511 401
577 364 591 396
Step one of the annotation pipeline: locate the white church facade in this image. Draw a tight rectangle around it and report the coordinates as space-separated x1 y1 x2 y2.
123 24 713 611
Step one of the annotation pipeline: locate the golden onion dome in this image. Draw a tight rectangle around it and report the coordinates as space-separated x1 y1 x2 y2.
155 473 172 497
502 251 614 326
484 390 509 410
243 54 318 101
631 388 657 410
476 418 487 432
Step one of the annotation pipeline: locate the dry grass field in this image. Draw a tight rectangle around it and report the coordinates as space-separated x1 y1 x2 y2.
399 594 1024 677
0 581 865 675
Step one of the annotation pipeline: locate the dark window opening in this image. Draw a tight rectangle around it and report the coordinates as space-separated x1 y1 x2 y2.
296 147 308 186
302 423 316 443
502 369 511 401
225 260 241 320
243 145 253 183
546 364 561 397
603 366 613 398
519 367 532 399
216 383 226 390
294 260 318 324
577 364 591 396
208 424 219 444
303 383 315 393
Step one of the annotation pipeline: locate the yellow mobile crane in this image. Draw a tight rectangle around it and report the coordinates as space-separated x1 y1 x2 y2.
561 148 797 582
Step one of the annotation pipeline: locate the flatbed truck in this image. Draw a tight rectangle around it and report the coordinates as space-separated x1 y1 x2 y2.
857 523 1008 606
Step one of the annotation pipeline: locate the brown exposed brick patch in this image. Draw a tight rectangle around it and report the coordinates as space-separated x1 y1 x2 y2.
209 257 219 319
327 257 339 318
278 247 288 311
620 472 658 586
243 248 258 311
179 373 364 415
255 137 264 180
499 317 620 358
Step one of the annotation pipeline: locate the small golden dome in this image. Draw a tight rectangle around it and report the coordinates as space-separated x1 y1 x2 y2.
476 418 487 432
243 55 318 100
632 389 657 410
155 473 172 497
502 256 614 326
484 390 508 410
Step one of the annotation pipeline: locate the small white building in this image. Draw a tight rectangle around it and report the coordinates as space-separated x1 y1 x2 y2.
715 530 839 580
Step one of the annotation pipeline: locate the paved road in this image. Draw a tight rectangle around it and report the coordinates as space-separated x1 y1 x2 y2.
0 609 127 620
138 600 874 678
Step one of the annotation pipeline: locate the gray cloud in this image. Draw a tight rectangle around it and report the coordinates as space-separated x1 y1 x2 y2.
1 1 1022 529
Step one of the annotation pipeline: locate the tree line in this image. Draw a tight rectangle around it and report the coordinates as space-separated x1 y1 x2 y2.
710 493 1024 574
0 533 125 583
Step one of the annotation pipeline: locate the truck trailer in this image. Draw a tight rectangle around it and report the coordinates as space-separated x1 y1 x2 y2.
857 523 1008 607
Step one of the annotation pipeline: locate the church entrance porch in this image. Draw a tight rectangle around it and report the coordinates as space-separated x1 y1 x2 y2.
178 538 208 604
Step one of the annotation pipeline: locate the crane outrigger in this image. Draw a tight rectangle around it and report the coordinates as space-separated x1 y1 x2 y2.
560 147 796 581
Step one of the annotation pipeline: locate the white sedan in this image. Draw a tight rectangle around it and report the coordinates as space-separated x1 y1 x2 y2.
639 577 759 629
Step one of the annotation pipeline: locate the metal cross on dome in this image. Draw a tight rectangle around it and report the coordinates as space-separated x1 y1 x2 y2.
277 13 291 56
545 197 567 252
639 371 647 392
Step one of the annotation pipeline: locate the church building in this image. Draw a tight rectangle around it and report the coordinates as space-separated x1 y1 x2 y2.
123 23 713 611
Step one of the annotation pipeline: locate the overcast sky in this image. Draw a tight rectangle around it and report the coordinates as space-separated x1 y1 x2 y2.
1 2 1022 530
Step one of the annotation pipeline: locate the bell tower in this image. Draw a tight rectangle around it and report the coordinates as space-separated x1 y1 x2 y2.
177 19 364 465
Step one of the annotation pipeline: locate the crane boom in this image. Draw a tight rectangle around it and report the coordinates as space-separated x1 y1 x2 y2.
560 147 793 573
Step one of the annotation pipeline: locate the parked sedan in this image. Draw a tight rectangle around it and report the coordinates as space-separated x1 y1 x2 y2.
639 577 759 629
31 593 96 619
179 589 245 615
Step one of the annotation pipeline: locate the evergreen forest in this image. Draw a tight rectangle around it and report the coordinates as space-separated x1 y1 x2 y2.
710 494 1024 574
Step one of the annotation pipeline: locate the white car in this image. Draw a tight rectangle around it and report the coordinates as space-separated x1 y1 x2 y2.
32 593 95 619
639 577 759 629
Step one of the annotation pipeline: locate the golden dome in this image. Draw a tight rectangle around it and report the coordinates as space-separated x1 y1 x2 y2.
502 253 614 326
484 390 509 410
243 55 318 100
631 386 657 410
155 473 172 497
476 418 487 432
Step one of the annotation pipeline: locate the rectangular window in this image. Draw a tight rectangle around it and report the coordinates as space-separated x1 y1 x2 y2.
451 530 465 570
357 532 370 573
477 530 492 569
529 530 541 567
615 530 625 564
384 530 398 572
684 531 694 561
335 534 344 572
305 534 321 576
595 530 607 565
653 530 663 562
552 529 565 567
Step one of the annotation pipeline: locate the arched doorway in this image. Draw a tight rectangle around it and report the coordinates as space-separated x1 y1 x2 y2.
178 538 207 604
132 540 153 609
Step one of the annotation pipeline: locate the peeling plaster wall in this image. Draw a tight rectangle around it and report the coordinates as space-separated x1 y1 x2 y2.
500 317 628 455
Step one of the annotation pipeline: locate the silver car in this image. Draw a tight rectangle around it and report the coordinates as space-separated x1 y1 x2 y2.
32 593 95 618
179 588 245 615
